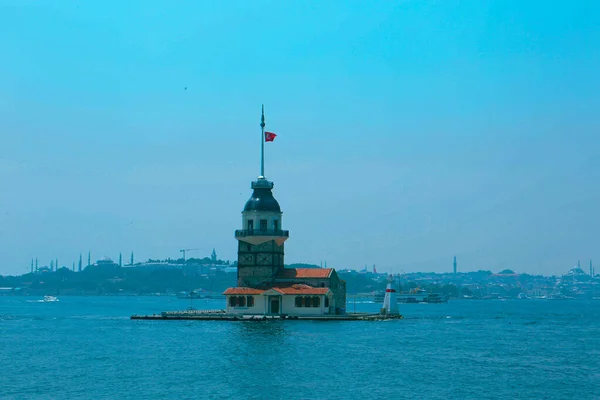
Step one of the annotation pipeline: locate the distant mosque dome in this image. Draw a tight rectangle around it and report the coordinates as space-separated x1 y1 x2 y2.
96 256 115 265
567 266 586 275
498 269 516 275
244 187 281 213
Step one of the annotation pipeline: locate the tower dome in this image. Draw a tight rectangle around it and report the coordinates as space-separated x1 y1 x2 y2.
243 184 281 213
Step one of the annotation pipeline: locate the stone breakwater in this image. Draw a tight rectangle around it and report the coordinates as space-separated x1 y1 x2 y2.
131 309 403 321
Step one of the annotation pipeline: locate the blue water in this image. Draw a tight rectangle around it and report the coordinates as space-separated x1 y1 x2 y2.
1 297 599 400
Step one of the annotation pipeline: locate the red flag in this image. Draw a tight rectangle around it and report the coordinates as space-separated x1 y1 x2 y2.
265 131 277 142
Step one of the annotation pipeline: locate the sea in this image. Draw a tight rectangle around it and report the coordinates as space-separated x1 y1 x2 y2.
1 296 598 400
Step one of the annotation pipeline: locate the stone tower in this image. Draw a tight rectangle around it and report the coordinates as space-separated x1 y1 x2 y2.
234 106 288 287
235 178 288 287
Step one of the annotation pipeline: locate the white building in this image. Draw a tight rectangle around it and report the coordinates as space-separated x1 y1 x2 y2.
224 284 332 315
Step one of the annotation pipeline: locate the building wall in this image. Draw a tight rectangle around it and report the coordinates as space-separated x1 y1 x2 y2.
281 295 328 315
274 271 347 314
225 295 266 314
242 210 282 231
332 273 347 314
237 240 285 287
226 294 330 316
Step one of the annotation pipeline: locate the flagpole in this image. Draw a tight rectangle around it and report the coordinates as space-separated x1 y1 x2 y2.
260 104 265 178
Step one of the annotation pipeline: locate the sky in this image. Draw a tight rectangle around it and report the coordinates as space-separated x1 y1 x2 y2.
1 0 599 276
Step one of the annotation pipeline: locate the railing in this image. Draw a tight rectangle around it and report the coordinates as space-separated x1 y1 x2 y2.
235 229 289 237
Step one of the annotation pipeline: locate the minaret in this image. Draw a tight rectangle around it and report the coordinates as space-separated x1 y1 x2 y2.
453 256 457 276
30 259 34 274
381 274 399 315
78 254 82 272
35 258 38 272
130 251 134 266
88 252 91 267
211 249 217 262
119 253 123 267
591 259 594 277
234 106 288 288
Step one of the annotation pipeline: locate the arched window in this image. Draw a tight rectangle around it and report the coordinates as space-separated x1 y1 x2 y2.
247 296 254 307
230 296 238 307
324 297 329 308
304 296 312 307
295 296 303 307
238 296 246 307
312 296 320 307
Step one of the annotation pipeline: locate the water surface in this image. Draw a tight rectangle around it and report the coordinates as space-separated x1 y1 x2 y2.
1 297 598 399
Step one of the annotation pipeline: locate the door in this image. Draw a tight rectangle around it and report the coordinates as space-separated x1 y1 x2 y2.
270 297 280 314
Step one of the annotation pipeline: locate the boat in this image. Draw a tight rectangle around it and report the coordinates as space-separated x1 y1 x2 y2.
373 289 447 303
424 293 448 303
43 296 59 302
398 289 428 303
177 290 206 299
543 292 573 300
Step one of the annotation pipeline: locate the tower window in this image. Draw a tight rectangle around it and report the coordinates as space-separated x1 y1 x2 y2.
273 220 279 231
260 219 267 231
247 220 254 231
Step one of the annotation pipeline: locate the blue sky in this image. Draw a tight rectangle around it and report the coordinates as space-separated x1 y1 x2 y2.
1 0 599 275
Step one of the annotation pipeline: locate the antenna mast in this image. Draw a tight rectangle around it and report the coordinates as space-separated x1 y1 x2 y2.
260 105 265 178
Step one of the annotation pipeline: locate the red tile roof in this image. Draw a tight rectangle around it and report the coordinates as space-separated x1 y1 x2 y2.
223 287 265 295
276 268 333 279
271 284 330 295
223 284 330 296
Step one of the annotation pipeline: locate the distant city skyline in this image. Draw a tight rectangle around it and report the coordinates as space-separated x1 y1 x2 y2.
1 1 599 276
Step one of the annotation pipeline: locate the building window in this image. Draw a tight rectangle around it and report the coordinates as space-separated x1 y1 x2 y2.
247 296 254 307
230 296 238 307
325 297 329 308
247 220 254 231
295 296 303 307
260 219 267 231
320 283 325 288
238 296 246 307
312 296 320 307
273 220 279 231
304 296 312 307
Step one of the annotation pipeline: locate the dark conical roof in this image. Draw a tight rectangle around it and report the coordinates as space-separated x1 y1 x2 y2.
244 187 281 213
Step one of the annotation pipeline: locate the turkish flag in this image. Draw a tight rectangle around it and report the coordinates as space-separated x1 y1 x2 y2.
265 132 277 142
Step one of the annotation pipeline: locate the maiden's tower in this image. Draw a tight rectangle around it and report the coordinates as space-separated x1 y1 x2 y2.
223 107 346 316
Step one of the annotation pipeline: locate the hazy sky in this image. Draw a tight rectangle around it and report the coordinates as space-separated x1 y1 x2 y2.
1 0 599 276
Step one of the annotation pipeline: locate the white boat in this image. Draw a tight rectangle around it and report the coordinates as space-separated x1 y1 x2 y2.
43 296 59 302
